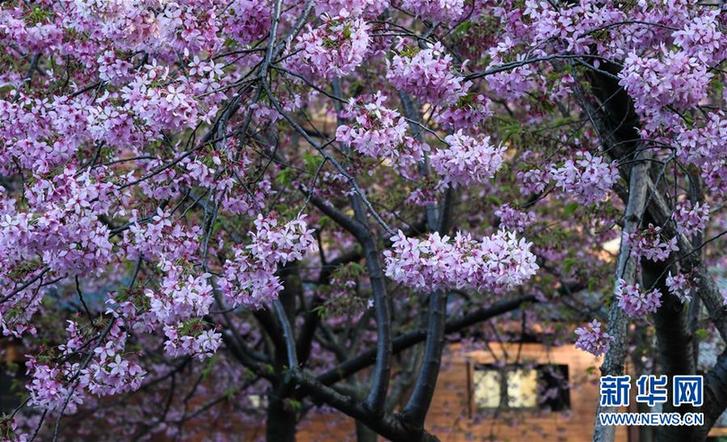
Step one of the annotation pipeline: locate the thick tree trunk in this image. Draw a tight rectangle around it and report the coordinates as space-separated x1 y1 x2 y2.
699 352 727 439
356 420 378 442
266 395 297 442
591 149 650 442
581 62 716 442
644 254 698 442
264 266 301 442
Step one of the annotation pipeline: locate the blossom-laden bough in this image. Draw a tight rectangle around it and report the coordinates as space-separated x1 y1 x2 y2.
0 0 726 441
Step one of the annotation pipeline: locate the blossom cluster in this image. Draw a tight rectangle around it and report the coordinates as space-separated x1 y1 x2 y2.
494 204 536 233
220 215 316 309
163 323 223 361
665 272 695 304
434 94 492 131
0 95 91 174
430 131 505 188
119 63 217 134
672 201 710 236
574 320 612 356
523 0 624 54
315 0 390 18
335 93 408 157
123 208 203 262
619 49 711 129
549 152 619 205
336 94 429 177
387 43 467 105
84 350 145 397
289 14 370 80
672 12 726 67
83 323 146 397
145 259 215 324
517 168 549 195
626 224 678 262
675 113 727 167
615 279 662 317
26 321 146 413
483 37 537 99
26 363 82 413
674 113 727 195
224 0 271 45
383 230 538 292
400 0 464 23
0 168 115 287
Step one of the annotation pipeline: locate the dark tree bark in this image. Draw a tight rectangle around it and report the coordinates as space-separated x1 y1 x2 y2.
644 251 697 442
266 394 297 442
699 352 727 439
581 61 718 442
355 420 378 442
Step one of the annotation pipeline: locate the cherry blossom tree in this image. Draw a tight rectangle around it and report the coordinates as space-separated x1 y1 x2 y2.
0 0 726 441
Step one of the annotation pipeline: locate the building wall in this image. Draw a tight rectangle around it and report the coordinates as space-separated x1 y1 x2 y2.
293 342 629 442
423 342 627 442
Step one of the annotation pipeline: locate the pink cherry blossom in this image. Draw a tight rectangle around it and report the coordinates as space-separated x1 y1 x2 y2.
615 279 662 317
431 131 505 188
575 320 613 356
335 92 408 158
665 272 694 304
225 0 271 45
620 49 712 129
672 200 710 236
220 215 316 309
288 14 370 80
434 94 492 131
627 224 678 262
387 43 467 105
315 0 389 18
400 0 464 23
549 151 619 205
384 229 538 292
495 204 536 233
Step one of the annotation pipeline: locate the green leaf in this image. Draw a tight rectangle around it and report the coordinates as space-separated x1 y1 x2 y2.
695 328 709 341
313 305 328 318
285 398 303 412
563 202 579 216
275 168 294 187
452 21 472 36
302 152 323 173
563 257 577 274
202 354 219 380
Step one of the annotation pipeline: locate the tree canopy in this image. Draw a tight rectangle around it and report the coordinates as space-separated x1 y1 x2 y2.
0 0 726 440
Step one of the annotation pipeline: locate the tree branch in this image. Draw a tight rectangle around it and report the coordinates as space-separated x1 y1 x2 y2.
317 295 535 386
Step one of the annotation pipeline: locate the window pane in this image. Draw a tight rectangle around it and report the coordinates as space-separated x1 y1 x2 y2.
248 394 267 409
537 364 570 411
506 369 538 408
473 369 501 409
